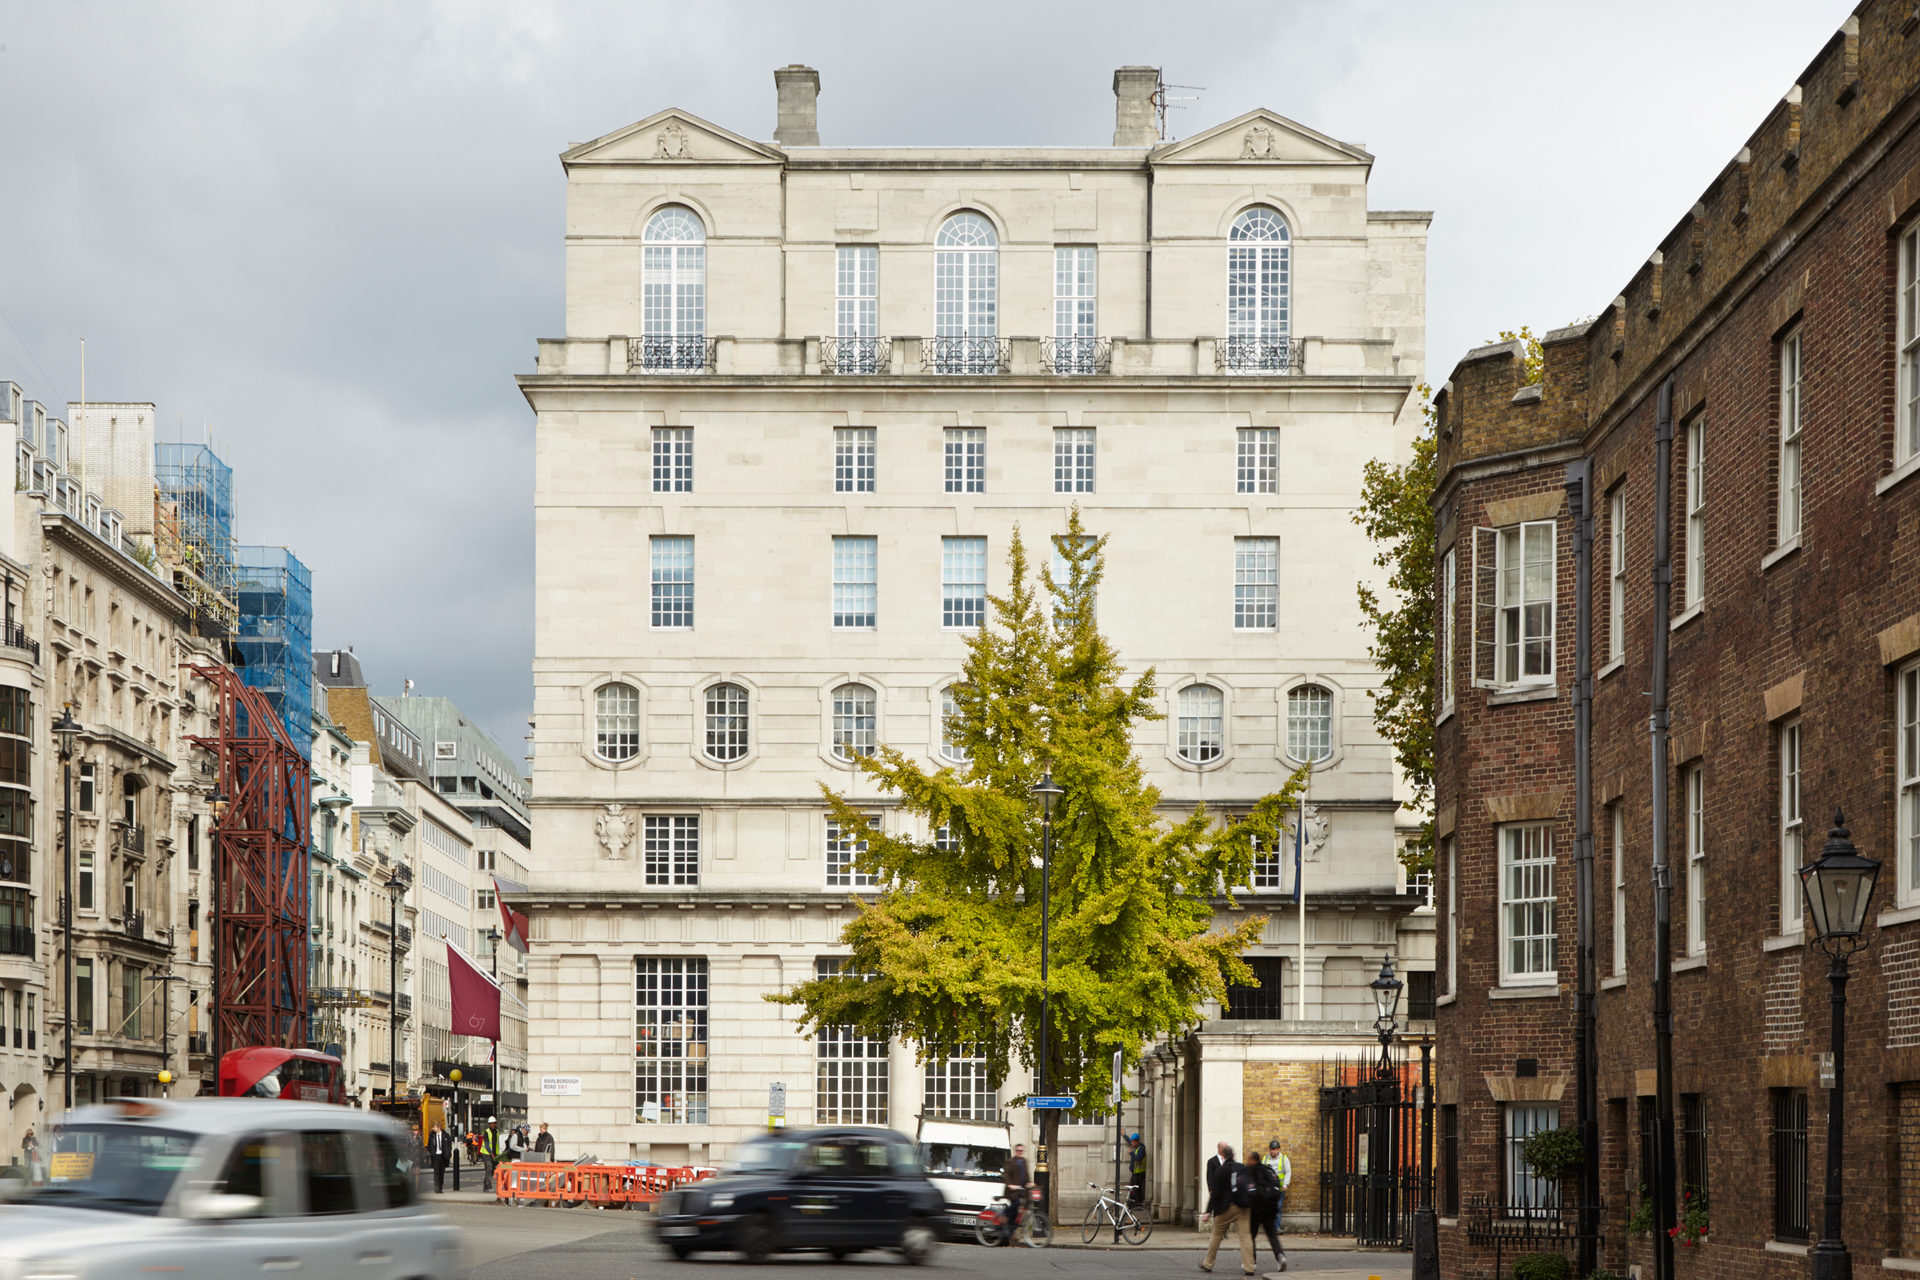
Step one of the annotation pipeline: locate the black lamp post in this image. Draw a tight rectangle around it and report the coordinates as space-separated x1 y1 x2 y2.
51 706 81 1113
208 789 229 1070
1413 1031 1439 1280
386 868 407 1098
1799 812 1879 1280
1369 955 1403 1245
1030 767 1063 1223
486 926 501 1123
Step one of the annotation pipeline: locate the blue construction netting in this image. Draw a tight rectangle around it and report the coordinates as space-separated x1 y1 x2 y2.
154 443 237 614
235 545 313 761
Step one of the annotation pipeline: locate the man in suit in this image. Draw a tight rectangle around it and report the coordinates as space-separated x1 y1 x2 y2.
1200 1143 1256 1275
428 1124 452 1194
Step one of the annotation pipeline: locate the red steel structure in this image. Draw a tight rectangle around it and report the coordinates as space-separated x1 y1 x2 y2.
189 662 310 1054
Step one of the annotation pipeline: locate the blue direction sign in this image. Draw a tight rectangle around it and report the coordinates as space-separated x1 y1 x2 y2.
1025 1096 1076 1110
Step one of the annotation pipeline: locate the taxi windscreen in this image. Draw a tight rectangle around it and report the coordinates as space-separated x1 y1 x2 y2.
26 1125 199 1215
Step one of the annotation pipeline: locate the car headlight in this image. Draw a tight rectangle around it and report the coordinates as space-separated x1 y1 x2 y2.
708 1193 734 1209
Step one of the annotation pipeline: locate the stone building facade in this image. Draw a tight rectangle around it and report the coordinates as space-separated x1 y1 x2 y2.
1433 6 1920 1277
519 66 1432 1218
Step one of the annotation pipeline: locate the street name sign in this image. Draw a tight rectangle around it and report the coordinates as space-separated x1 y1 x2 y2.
1025 1096 1076 1109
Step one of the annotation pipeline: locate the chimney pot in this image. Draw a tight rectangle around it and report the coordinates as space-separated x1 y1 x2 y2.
1112 66 1161 146
774 64 820 147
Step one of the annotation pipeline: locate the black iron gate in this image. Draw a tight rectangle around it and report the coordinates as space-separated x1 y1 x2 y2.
1318 1051 1418 1248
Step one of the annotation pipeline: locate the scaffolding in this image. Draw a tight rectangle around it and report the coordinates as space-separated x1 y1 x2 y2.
154 443 239 635
235 546 313 762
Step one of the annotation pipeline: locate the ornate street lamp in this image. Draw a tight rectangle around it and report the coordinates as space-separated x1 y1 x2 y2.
51 705 81 1114
1370 953 1403 1071
386 868 408 1100
1029 767 1064 1222
1367 954 1405 1245
1800 812 1879 1280
208 789 229 1069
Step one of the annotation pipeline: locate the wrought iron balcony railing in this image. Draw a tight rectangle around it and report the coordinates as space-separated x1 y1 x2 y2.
395 924 412 950
124 909 146 940
921 336 1010 375
396 993 412 1018
1216 335 1304 374
1041 337 1112 375
628 335 717 373
0 924 32 957
0 622 38 663
120 824 146 855
820 336 891 374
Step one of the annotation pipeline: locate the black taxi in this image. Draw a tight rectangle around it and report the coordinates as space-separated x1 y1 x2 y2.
654 1126 942 1264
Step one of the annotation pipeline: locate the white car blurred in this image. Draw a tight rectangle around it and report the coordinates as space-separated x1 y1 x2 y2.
0 1097 462 1279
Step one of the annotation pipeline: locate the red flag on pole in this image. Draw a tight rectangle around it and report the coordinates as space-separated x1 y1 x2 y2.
447 942 501 1042
494 876 531 953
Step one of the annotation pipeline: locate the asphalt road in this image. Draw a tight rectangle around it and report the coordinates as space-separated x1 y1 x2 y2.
441 1201 1412 1280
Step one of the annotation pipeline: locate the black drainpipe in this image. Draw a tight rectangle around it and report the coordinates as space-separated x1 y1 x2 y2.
1649 377 1678 1280
1565 456 1598 1276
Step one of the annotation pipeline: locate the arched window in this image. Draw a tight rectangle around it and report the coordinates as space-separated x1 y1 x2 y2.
831 683 877 761
935 213 998 339
940 685 971 764
1176 685 1224 763
642 205 706 367
1287 684 1334 762
1226 206 1291 371
704 683 749 762
594 683 641 762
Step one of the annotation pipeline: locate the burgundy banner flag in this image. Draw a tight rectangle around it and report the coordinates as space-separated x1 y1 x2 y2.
494 875 531 954
447 942 501 1042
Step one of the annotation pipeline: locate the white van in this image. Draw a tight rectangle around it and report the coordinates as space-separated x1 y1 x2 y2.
916 1115 1011 1240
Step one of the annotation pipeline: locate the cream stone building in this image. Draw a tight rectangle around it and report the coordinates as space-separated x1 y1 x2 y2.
519 67 1433 1217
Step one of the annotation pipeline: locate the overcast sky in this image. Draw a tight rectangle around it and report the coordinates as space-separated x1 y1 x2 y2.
0 0 1850 758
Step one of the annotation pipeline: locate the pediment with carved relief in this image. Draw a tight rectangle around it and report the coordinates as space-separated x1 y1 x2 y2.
562 109 786 165
1152 109 1370 166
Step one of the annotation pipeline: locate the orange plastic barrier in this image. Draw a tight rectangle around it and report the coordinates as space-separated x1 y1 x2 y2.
494 1161 713 1208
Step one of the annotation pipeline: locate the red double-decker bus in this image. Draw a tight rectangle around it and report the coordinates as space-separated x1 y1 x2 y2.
218 1048 345 1104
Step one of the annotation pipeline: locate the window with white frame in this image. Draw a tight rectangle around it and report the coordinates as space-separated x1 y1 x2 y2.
1780 720 1802 932
939 686 970 764
935 213 997 337
1500 823 1556 983
831 684 876 761
651 536 694 628
1445 837 1458 995
1901 663 1920 902
652 427 692 493
1234 538 1278 630
1685 417 1704 608
1440 548 1457 713
1053 428 1095 493
1686 763 1706 956
832 536 877 629
1050 533 1097 606
941 537 987 629
1237 427 1278 494
1227 206 1291 344
1054 246 1096 338
944 428 984 493
644 814 699 887
1176 684 1224 763
1779 329 1804 543
635 957 707 1124
814 958 888 1124
642 206 706 339
836 245 878 339
1504 1104 1559 1213
1252 831 1282 892
932 825 959 852
1902 223 1920 465
1476 520 1555 686
1287 684 1333 763
705 683 749 763
924 1048 997 1120
594 683 640 762
1612 804 1627 977
835 427 876 494
1609 486 1626 662
826 815 878 887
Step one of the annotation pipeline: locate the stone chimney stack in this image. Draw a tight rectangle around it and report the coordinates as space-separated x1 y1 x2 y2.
1112 66 1161 146
773 64 821 147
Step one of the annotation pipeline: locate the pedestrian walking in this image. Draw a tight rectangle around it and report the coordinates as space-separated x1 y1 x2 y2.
1199 1143 1256 1275
20 1126 37 1184
428 1124 452 1194
533 1122 555 1161
1250 1145 1285 1268
1127 1132 1147 1207
1262 1139 1292 1268
480 1120 503 1184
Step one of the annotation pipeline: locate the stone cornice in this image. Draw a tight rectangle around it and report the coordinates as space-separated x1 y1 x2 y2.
40 513 188 618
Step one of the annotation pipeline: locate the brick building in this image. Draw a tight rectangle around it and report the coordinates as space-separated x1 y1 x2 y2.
1433 5 1920 1278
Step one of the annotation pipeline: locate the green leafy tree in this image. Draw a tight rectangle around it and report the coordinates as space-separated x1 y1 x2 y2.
776 509 1307 1127
1355 393 1438 877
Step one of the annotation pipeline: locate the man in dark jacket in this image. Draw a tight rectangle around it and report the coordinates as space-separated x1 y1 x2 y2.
1200 1144 1256 1274
1000 1143 1035 1245
428 1124 453 1194
533 1123 556 1160
1249 1151 1284 1266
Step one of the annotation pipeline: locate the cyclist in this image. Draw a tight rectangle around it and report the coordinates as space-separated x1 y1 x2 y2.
1000 1142 1035 1246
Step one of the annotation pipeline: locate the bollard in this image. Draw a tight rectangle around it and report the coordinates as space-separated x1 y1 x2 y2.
452 1150 460 1193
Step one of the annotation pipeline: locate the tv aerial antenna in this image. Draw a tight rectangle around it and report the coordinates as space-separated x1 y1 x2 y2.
1154 77 1206 141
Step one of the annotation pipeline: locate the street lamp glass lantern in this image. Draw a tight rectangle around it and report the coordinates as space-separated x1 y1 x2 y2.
52 706 81 756
1799 811 1880 941
1030 769 1063 817
1371 953 1403 1024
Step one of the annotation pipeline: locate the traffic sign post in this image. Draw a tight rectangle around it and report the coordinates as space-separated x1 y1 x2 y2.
1025 1096 1076 1110
769 1082 786 1131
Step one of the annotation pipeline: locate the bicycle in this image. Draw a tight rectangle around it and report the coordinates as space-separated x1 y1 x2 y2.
1081 1182 1154 1245
974 1195 1052 1248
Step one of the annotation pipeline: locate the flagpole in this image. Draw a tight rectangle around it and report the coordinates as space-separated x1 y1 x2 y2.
1296 763 1309 1019
488 927 501 1125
